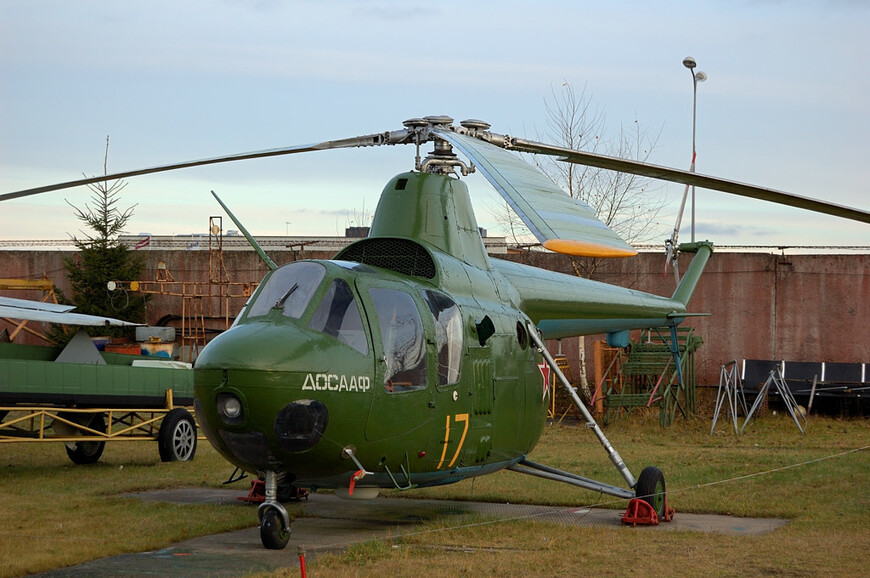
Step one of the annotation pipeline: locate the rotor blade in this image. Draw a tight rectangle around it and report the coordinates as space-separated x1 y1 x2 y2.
0 132 401 202
0 305 141 327
507 137 870 225
434 129 637 258
0 296 75 313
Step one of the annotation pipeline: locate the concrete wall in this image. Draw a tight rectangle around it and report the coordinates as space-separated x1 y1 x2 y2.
502 250 870 385
2 247 867 385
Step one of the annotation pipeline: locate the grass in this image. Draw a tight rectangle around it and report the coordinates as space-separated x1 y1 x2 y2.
306 412 870 577
1 411 869 576
0 440 254 577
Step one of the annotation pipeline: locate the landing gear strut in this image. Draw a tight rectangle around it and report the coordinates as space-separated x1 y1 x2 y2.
257 470 291 549
521 322 674 526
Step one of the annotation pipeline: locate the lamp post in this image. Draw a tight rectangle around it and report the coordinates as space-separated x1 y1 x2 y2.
682 56 706 242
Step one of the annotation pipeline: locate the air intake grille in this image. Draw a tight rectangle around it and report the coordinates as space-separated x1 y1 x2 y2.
337 238 437 279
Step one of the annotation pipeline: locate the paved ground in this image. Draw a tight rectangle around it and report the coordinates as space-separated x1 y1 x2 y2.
35 488 787 577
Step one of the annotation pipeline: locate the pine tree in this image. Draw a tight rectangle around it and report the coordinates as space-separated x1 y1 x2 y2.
57 136 146 341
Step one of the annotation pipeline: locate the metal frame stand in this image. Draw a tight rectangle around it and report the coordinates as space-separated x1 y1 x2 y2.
741 367 807 435
657 326 689 427
711 361 748 436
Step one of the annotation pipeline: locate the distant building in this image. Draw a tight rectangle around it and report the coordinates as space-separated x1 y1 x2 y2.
345 227 370 238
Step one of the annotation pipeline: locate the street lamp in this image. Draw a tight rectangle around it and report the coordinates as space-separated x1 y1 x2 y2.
683 56 706 242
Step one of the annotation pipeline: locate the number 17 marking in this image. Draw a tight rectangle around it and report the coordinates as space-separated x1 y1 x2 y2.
437 413 469 469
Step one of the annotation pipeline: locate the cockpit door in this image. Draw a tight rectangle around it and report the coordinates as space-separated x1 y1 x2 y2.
355 277 436 442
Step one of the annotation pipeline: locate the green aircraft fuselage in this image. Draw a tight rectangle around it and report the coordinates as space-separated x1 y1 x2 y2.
193 171 710 492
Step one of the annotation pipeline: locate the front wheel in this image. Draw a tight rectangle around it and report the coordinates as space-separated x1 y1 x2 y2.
636 466 667 519
158 408 197 462
260 507 291 549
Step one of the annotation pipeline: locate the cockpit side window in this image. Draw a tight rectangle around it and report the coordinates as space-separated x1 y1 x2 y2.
423 290 462 386
308 279 368 354
369 288 426 393
246 262 326 319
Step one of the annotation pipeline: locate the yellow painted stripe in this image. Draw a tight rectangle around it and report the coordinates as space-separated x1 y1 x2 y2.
543 239 638 258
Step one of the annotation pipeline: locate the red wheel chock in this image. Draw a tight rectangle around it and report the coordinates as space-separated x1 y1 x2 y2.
238 479 266 504
621 497 675 526
236 479 310 503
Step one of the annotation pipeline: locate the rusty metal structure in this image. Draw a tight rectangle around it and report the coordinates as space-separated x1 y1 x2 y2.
592 327 702 426
110 217 256 361
0 277 60 344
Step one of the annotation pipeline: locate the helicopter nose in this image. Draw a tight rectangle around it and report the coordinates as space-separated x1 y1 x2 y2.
194 320 344 470
194 322 307 371
195 394 329 470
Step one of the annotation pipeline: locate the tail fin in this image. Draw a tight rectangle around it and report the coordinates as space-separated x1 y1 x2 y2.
671 241 714 306
211 190 277 271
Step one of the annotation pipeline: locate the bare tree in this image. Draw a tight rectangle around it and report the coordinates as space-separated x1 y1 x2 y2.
536 83 668 272
491 84 668 259
514 83 670 398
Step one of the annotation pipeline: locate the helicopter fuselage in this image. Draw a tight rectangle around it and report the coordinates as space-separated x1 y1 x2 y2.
193 255 547 491
193 170 699 494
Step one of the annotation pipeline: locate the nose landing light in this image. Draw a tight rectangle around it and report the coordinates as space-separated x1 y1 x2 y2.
217 393 244 425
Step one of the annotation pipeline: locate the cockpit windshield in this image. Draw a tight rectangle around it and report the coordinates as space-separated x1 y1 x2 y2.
246 262 326 319
308 279 368 354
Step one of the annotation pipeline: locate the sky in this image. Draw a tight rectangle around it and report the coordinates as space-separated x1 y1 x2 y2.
1 0 868 248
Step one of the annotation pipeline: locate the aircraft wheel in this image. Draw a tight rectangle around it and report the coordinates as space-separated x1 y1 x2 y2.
636 466 666 518
158 408 197 462
260 507 291 549
65 414 106 465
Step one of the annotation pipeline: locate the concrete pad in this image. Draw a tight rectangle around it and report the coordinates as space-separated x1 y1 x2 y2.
35 489 787 577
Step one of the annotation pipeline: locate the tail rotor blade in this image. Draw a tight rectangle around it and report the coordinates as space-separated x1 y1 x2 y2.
663 163 694 280
663 239 682 283
671 251 681 285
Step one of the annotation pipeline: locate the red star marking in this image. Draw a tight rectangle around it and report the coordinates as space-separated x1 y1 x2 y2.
538 363 551 402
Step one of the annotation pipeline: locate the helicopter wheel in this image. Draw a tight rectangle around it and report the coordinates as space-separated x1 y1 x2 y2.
636 466 667 519
259 506 291 549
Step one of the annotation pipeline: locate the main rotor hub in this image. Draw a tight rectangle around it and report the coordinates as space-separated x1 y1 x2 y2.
403 115 478 176
459 119 491 136
423 115 454 129
402 118 429 130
